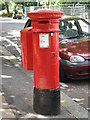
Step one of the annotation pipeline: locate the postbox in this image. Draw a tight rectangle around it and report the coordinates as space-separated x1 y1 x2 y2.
27 9 64 115
20 27 33 70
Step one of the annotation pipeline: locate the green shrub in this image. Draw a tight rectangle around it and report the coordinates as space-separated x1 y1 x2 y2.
0 3 5 10
0 9 13 17
9 10 13 17
0 10 7 16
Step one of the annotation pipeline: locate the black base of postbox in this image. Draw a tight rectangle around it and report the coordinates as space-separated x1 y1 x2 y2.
33 87 60 115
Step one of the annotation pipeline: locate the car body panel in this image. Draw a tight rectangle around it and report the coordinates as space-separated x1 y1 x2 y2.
59 17 90 80
59 38 90 60
24 17 90 80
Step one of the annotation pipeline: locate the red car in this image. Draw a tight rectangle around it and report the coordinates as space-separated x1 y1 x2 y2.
24 17 90 82
59 17 90 82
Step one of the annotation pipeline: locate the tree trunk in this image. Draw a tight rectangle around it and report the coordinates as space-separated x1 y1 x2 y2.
5 2 10 17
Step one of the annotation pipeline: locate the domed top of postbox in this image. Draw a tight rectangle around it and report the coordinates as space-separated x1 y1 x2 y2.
27 9 64 20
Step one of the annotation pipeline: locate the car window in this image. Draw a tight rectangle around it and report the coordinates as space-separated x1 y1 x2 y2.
24 19 32 28
16 6 23 10
59 20 79 40
78 19 90 34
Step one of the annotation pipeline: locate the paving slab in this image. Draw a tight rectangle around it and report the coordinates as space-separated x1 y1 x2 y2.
0 92 15 119
2 58 76 119
1 44 89 119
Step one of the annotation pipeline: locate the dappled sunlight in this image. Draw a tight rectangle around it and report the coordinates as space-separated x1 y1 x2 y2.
82 39 89 42
17 57 21 61
2 103 8 106
0 92 4 96
0 50 3 53
1 75 13 79
6 36 15 39
0 109 5 112
67 52 72 56
9 96 15 98
0 36 6 42
0 32 21 58
63 48 68 52
4 64 12 68
0 55 16 60
71 45 77 49
59 48 68 52
5 44 12 47
2 37 21 54
14 64 21 67
8 30 20 37
21 113 48 118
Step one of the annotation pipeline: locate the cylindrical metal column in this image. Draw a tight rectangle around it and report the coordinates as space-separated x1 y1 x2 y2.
27 9 64 115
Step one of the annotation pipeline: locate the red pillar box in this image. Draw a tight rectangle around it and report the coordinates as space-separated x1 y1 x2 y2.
20 27 33 70
27 9 64 115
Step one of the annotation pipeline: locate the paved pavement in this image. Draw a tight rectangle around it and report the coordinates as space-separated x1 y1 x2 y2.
1 92 15 119
0 17 89 119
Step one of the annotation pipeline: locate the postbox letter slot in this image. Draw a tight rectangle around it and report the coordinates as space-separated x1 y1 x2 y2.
39 21 49 24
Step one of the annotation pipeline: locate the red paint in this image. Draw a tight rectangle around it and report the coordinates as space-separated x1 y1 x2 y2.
63 64 90 78
28 9 64 89
59 38 90 78
20 27 33 70
59 38 90 60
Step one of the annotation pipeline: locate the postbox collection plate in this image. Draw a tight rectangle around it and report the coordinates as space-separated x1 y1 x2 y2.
39 33 49 48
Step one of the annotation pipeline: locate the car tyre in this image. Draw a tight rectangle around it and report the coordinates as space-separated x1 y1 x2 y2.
13 15 17 19
59 61 67 82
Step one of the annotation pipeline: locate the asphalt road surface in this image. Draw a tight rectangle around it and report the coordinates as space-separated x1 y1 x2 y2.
60 79 89 110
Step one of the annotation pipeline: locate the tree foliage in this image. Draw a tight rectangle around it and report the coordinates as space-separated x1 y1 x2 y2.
0 0 15 17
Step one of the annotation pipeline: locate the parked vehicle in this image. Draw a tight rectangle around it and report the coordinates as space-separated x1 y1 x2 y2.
13 4 24 19
59 17 90 81
24 17 90 82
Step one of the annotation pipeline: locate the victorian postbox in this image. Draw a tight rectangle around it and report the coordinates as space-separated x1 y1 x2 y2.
20 27 33 70
27 9 64 115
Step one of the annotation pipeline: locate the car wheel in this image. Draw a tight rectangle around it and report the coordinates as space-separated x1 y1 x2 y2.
13 15 17 19
59 61 67 82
